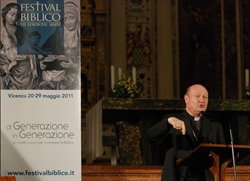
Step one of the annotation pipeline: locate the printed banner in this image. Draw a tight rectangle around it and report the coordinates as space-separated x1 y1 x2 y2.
0 0 81 181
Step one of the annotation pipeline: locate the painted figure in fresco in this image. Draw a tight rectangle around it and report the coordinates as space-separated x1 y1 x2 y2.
126 24 151 67
39 1 80 90
0 3 38 89
146 84 226 181
189 32 213 86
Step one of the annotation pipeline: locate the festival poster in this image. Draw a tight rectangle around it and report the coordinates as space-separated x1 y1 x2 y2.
0 0 81 181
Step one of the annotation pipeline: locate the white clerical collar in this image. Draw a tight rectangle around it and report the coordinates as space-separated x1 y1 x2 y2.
194 117 200 121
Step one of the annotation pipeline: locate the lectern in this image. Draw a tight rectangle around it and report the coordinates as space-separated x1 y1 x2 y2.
177 144 250 181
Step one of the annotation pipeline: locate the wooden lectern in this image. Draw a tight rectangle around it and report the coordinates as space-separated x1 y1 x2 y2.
177 144 250 181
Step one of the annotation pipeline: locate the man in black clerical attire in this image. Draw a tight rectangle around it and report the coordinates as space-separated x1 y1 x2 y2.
146 84 226 181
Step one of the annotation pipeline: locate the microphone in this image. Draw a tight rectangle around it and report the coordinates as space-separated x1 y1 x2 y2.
201 111 237 181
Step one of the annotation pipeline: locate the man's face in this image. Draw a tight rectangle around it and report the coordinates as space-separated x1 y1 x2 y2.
184 85 209 116
30 35 40 45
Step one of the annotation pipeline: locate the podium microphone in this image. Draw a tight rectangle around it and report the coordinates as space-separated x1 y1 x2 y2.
201 111 237 181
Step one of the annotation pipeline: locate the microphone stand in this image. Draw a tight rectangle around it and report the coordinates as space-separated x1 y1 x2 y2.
229 125 237 181
201 111 237 181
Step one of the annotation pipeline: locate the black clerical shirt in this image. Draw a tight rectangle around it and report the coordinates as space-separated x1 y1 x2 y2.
187 113 203 140
186 113 206 181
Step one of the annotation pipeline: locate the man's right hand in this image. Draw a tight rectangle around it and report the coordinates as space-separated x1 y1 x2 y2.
168 117 186 135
